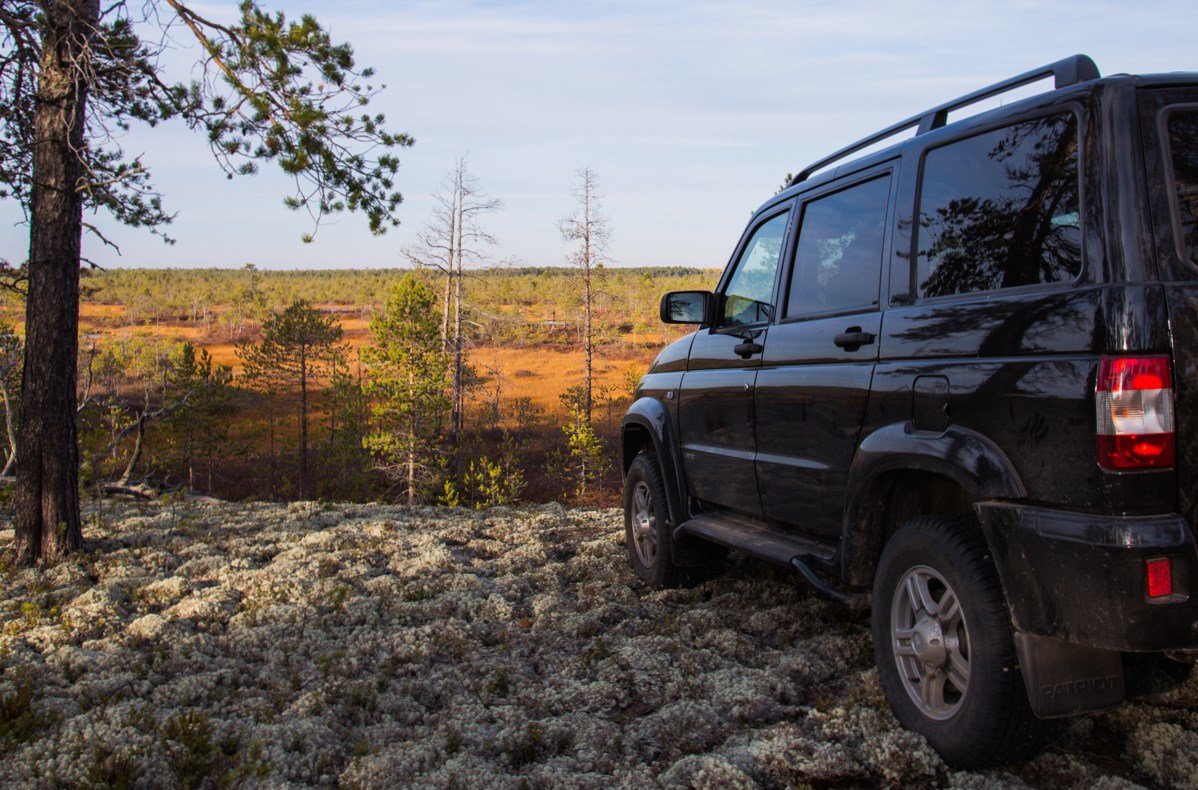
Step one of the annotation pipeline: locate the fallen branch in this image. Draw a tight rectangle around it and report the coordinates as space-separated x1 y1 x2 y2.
100 484 156 500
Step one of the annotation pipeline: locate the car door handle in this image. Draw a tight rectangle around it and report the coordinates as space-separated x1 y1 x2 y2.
833 328 876 350
733 340 763 358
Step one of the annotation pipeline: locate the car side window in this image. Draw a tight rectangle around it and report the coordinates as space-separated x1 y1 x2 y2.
719 210 789 327
916 113 1081 299
786 175 891 317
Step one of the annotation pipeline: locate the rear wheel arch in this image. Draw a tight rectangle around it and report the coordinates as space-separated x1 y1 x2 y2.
844 469 980 586
842 423 1027 587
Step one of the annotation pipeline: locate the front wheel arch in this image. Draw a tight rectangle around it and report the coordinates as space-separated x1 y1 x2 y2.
622 401 687 527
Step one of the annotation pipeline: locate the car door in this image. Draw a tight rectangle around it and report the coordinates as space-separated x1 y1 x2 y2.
754 167 896 537
678 205 792 517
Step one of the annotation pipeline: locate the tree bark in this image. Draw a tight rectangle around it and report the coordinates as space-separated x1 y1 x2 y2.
14 0 98 566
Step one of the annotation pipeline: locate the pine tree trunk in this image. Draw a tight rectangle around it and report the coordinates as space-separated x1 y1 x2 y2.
582 178 593 422
329 357 337 443
407 366 417 505
14 0 98 566
584 257 593 423
451 182 464 445
441 267 452 350
452 264 463 443
299 345 309 498
267 394 277 499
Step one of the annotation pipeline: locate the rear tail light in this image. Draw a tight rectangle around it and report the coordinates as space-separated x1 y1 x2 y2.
1096 356 1175 470
1146 557 1174 599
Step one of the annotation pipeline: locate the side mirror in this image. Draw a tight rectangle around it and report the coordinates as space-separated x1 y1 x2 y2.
660 290 713 325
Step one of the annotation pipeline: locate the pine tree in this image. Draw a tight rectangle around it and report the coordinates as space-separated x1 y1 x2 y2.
363 276 449 505
238 301 344 499
162 343 234 494
562 406 607 501
323 358 372 500
0 1 411 565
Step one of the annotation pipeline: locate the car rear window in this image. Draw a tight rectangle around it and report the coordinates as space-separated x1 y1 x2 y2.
1165 108 1198 265
916 113 1082 299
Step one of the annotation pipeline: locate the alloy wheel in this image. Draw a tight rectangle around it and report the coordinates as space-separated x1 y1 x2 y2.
890 564 971 720
631 480 657 567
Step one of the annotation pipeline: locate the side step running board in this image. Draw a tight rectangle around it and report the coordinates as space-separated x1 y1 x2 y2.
674 513 835 565
790 557 871 611
674 513 870 610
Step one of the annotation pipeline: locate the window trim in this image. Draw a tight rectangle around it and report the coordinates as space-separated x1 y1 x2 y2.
909 105 1087 305
779 166 897 324
1157 102 1198 273
710 202 795 332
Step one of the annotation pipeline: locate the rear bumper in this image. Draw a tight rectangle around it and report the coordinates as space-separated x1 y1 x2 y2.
976 503 1198 652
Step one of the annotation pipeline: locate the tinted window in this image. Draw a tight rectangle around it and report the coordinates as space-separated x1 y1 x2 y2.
786 175 890 317
1165 108 1198 265
721 210 789 326
917 114 1081 298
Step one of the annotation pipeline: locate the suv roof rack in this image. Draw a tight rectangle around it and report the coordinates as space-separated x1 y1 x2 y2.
788 54 1100 188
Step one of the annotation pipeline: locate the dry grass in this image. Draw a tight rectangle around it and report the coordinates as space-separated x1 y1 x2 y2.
73 302 656 418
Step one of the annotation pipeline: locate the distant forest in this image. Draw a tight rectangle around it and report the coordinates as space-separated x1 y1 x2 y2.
82 266 715 348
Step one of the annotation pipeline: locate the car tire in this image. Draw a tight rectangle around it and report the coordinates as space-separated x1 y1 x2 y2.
872 514 1055 768
624 450 684 588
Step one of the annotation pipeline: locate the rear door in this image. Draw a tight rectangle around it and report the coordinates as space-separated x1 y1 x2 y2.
754 166 895 537
1142 86 1198 522
678 205 792 517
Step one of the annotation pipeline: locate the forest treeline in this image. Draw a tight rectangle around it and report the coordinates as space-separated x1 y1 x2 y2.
0 265 716 507
84 265 715 348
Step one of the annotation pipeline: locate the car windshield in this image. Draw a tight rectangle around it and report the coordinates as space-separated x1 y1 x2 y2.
1166 108 1198 265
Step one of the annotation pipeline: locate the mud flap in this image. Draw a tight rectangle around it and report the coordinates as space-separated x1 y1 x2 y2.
1014 633 1125 718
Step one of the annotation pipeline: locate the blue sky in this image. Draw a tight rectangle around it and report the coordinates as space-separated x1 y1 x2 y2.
1 0 1196 269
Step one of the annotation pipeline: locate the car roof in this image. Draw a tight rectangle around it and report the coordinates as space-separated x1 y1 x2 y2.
755 61 1198 218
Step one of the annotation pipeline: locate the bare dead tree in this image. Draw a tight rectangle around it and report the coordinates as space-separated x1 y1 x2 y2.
559 167 612 423
403 155 500 445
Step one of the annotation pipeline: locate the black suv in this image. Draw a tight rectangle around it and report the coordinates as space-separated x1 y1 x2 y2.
620 55 1198 768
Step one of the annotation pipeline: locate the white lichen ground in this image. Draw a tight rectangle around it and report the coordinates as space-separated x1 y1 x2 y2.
1 500 1197 788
